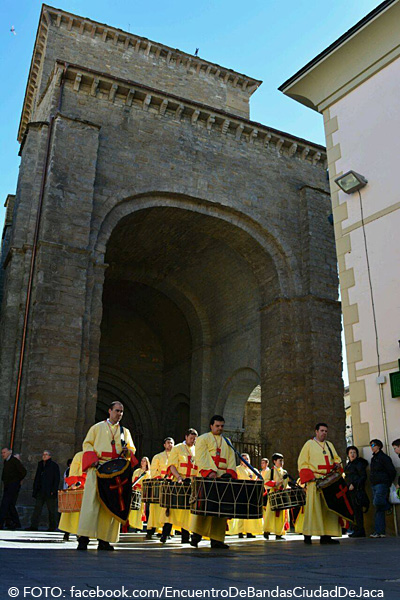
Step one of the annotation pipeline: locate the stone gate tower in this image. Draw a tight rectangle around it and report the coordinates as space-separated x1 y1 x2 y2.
0 5 343 491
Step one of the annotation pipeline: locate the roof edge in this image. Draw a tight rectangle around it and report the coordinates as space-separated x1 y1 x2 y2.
58 60 327 156
279 0 396 92
43 4 262 86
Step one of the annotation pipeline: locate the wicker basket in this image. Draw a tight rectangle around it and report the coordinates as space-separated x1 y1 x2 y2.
58 489 84 513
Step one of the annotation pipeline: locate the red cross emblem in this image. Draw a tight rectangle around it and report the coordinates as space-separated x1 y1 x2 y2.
212 450 227 470
110 476 128 511
318 455 333 473
335 483 354 515
179 460 198 477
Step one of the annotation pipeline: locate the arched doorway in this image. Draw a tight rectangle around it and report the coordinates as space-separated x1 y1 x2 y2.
168 394 190 443
217 370 265 467
96 203 279 458
98 280 192 457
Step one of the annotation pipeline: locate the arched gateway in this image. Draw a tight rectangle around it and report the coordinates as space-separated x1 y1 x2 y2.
0 6 343 503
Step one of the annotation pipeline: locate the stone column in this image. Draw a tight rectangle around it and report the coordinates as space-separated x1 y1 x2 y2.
6 115 100 501
0 123 50 451
260 185 344 476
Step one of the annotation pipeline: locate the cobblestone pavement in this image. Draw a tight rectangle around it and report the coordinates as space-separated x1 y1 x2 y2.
0 531 399 599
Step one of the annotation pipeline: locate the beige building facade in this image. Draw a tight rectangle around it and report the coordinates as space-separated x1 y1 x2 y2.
280 0 400 471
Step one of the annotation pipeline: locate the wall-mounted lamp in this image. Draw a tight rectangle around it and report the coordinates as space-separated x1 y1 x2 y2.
334 171 368 194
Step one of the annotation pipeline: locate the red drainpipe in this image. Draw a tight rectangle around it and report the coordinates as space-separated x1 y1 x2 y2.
10 63 69 450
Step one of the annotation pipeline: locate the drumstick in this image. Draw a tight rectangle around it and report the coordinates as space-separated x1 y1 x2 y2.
222 437 264 481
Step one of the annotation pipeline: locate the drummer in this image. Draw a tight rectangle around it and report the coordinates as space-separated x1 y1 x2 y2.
146 437 174 542
76 401 137 551
263 453 289 540
190 415 237 549
297 422 342 545
128 456 151 532
236 453 263 538
166 428 198 544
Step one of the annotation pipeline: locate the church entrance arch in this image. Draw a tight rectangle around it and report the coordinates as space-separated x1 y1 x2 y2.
217 368 261 440
94 199 283 458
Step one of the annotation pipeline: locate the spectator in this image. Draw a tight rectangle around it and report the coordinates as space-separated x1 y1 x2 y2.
27 450 60 531
62 459 73 490
369 439 396 538
344 446 368 537
392 439 400 488
0 448 27 530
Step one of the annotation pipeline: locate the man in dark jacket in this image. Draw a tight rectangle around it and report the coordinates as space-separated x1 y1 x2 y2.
369 439 396 538
0 448 27 530
28 451 60 531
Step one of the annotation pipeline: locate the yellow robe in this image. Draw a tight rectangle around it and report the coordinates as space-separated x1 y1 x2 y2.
236 464 263 535
297 438 342 537
261 468 271 483
58 451 84 535
263 466 289 536
147 450 169 530
189 432 237 543
129 468 150 530
164 442 197 532
261 467 271 533
77 420 136 543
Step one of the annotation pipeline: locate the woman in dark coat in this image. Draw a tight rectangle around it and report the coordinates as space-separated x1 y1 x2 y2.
344 446 369 537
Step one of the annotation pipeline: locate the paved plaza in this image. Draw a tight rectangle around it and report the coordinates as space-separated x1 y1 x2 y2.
0 531 398 599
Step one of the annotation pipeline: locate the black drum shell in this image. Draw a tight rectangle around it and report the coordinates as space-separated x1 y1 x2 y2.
142 479 162 503
268 488 306 511
159 479 192 509
190 477 263 519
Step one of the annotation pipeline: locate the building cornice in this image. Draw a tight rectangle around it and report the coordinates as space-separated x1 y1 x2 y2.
48 61 325 164
18 6 50 142
18 4 262 142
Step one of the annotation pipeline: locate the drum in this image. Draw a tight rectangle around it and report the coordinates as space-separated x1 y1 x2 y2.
320 478 355 523
142 479 163 504
316 471 342 490
58 489 84 513
159 479 192 510
190 477 263 519
268 487 306 511
96 457 133 522
130 488 142 511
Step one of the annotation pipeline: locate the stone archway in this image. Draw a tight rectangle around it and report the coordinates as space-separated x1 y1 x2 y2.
217 368 261 440
81 194 343 474
167 394 190 443
96 366 160 458
92 200 282 456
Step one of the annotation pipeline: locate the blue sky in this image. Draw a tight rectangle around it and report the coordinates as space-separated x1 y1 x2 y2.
0 0 381 383
0 0 381 221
